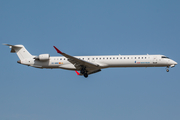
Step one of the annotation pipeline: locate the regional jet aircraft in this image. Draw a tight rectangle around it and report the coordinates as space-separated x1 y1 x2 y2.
4 44 177 78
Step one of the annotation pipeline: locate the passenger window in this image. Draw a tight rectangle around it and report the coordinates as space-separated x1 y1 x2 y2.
96 58 98 60
99 58 101 60
145 57 146 59
113 57 115 59
142 57 143 59
138 57 140 59
120 57 122 59
107 57 108 59
103 58 105 59
117 57 118 59
88 58 89 60
93 58 94 60
124 57 126 59
127 57 129 59
135 57 136 59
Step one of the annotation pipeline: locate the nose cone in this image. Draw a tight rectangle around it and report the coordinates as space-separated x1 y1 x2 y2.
171 60 177 65
169 60 177 68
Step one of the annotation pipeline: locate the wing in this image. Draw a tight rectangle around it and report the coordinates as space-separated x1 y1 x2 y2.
53 46 101 75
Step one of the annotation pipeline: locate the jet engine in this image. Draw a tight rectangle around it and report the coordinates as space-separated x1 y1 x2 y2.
34 54 50 60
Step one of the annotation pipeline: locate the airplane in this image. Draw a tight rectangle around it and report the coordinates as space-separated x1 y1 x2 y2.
4 44 177 78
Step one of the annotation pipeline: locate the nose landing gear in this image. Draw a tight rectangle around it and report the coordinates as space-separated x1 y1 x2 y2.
166 66 169 72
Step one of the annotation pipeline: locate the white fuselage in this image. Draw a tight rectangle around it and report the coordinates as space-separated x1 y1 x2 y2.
20 54 177 70
5 44 177 77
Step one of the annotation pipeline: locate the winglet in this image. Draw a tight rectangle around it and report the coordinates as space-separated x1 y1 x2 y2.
53 46 63 54
75 71 80 75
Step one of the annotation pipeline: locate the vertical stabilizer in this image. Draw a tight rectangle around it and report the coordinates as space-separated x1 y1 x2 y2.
4 44 32 60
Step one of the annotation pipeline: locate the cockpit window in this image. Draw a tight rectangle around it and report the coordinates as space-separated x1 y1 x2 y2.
162 56 169 59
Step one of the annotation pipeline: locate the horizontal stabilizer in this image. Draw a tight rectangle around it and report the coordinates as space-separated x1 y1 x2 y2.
4 44 32 59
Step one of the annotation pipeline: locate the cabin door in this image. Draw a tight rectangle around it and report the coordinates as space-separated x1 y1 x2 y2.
153 56 158 64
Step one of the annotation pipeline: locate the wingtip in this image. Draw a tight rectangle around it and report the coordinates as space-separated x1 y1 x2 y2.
53 46 62 54
75 71 80 75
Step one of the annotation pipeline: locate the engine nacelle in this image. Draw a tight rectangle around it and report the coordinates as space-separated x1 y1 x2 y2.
34 54 50 61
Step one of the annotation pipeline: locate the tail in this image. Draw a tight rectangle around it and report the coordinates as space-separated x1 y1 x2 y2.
4 44 33 60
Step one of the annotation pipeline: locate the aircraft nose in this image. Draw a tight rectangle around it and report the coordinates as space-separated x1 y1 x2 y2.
169 60 177 68
171 60 177 65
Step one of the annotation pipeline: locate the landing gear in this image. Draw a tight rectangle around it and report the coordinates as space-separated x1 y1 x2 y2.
84 73 88 78
80 67 86 74
166 66 169 72
80 66 88 78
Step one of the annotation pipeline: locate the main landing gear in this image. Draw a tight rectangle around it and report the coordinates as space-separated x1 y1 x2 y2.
80 67 88 78
84 73 88 78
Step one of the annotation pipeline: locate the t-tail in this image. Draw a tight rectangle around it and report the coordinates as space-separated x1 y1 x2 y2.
3 44 33 61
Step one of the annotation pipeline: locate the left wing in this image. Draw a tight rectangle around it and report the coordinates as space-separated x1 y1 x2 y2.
53 46 101 75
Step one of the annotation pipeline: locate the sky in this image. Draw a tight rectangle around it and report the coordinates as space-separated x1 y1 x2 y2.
0 0 180 120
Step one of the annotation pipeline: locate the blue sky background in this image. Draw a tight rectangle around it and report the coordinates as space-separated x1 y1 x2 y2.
0 0 180 120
